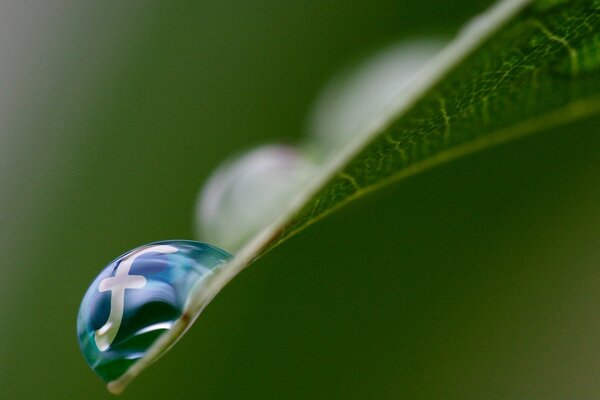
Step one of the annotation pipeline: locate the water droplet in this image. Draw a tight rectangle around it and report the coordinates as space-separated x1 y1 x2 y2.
307 39 447 155
77 240 231 383
196 144 317 251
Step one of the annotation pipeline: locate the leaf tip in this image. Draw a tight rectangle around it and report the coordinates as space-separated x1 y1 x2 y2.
106 380 125 395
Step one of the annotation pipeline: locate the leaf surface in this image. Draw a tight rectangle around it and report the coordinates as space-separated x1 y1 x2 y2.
109 0 600 392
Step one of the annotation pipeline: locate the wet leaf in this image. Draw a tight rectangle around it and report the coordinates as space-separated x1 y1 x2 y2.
110 0 600 392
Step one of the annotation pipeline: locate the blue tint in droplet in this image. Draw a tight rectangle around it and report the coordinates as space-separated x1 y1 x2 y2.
77 240 232 382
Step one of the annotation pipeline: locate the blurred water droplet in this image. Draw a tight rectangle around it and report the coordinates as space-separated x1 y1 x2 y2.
196 144 317 251
307 39 447 155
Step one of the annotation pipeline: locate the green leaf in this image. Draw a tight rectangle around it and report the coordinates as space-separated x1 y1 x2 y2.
108 0 600 393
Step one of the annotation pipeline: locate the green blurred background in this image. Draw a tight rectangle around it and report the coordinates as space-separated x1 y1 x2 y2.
1 1 599 398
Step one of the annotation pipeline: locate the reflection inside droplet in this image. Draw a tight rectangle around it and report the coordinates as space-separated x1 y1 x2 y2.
77 240 232 383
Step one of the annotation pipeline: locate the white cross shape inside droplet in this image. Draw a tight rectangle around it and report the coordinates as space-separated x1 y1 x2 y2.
94 245 178 351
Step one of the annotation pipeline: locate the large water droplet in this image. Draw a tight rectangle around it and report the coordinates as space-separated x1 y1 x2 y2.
77 240 231 384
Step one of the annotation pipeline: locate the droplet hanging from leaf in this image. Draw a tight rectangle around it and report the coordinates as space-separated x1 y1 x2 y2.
196 144 317 251
77 240 231 390
307 39 447 155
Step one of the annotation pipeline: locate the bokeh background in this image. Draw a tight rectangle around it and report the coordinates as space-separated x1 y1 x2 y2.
1 1 599 399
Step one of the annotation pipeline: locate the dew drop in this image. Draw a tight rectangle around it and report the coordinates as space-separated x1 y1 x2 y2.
307 39 447 155
196 144 317 251
77 240 232 384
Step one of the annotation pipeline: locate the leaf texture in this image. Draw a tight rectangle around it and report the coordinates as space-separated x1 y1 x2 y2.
275 0 600 246
109 0 600 392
